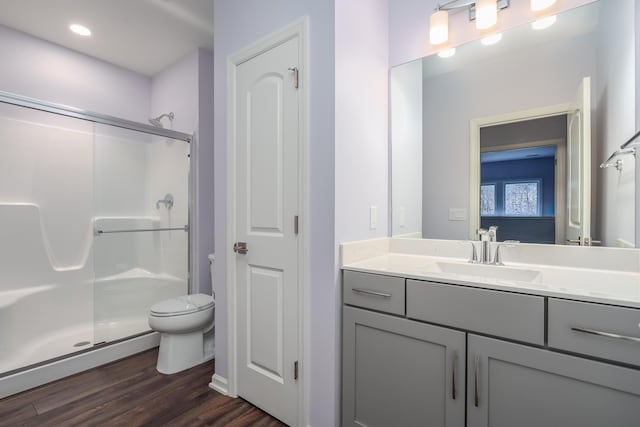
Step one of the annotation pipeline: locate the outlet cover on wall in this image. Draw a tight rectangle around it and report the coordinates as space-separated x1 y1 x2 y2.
370 206 377 229
448 208 467 221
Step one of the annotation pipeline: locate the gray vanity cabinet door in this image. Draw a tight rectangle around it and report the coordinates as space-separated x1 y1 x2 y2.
342 306 465 427
467 334 640 427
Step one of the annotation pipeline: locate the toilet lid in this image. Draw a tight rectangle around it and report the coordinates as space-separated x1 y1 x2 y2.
150 293 214 317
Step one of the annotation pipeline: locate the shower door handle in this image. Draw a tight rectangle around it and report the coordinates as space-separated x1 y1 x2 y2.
233 242 248 255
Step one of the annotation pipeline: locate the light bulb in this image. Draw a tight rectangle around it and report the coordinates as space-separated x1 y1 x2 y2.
430 10 448 45
531 0 557 12
475 0 497 30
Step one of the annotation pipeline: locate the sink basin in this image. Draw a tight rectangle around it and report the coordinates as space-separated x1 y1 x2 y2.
435 262 542 283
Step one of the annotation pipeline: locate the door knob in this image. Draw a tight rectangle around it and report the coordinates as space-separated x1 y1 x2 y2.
233 242 248 255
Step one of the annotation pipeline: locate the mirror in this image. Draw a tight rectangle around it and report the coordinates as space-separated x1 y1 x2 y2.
391 0 637 247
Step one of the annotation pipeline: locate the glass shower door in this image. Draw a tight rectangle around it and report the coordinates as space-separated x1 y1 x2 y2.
92 123 189 344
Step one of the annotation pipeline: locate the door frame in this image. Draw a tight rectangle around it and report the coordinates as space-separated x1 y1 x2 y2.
480 138 566 244
224 17 309 426
469 103 572 241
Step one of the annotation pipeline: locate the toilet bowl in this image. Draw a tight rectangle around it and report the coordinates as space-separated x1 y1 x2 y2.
149 293 215 374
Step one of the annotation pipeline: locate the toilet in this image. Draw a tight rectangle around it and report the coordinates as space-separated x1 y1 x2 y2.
148 255 216 374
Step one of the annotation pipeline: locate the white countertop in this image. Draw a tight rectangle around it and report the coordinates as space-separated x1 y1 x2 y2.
341 239 640 309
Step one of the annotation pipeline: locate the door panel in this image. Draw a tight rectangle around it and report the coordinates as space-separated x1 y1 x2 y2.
248 76 284 233
343 306 466 427
467 334 640 427
235 35 299 426
247 266 284 379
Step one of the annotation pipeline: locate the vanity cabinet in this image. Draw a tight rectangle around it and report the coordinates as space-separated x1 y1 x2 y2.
342 306 465 427
467 334 640 427
342 270 640 427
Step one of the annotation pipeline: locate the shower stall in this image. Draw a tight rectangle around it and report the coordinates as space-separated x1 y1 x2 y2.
0 91 191 395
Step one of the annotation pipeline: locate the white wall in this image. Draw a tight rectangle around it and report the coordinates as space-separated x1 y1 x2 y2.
421 32 597 239
595 0 636 247
213 1 336 425
388 0 596 67
0 24 150 122
390 60 422 236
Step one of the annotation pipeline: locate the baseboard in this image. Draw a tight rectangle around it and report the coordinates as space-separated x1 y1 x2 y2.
209 373 229 395
0 332 160 399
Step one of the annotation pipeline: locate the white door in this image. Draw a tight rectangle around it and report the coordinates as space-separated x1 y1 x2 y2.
234 36 300 426
566 76 591 245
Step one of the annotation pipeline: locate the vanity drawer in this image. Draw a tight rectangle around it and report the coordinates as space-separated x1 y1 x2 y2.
548 299 640 367
343 271 405 316
406 280 545 345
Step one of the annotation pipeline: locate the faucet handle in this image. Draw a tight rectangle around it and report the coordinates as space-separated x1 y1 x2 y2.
467 241 479 264
492 240 519 265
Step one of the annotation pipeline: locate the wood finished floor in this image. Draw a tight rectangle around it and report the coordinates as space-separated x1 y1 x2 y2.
0 349 287 427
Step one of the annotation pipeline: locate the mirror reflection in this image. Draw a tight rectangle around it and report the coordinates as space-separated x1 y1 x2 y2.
391 0 636 247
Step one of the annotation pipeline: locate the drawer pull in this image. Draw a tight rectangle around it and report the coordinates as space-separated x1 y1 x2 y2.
451 352 457 400
571 327 640 344
474 355 480 407
351 288 392 298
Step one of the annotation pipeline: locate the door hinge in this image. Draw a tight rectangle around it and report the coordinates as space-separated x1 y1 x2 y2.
288 67 299 89
294 215 299 235
294 361 299 380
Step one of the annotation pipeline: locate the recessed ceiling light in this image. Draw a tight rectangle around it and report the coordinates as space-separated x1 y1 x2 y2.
438 48 456 58
69 24 91 37
481 33 502 46
531 15 557 30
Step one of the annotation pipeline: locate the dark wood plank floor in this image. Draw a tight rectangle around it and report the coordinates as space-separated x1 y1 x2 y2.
0 349 287 427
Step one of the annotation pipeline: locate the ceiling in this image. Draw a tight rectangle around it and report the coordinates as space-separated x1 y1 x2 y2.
0 0 214 76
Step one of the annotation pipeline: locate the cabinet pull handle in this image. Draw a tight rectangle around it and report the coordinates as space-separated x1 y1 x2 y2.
474 355 480 407
451 352 457 400
351 288 392 298
571 327 640 344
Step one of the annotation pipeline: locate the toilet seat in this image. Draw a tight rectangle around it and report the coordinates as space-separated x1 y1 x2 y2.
150 293 214 317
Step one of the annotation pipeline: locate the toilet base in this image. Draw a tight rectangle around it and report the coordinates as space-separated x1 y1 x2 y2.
156 331 214 374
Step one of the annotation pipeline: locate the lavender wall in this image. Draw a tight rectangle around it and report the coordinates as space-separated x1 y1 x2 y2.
0 24 150 122
213 1 336 425
335 0 389 244
197 49 216 295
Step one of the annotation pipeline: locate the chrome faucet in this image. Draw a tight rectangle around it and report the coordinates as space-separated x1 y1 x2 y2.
477 228 491 264
488 226 498 242
156 193 174 210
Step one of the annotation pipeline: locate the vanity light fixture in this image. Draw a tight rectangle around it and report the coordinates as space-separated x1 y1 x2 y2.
481 33 502 45
430 10 449 45
531 0 557 12
531 15 557 30
69 23 91 36
438 47 457 58
475 0 498 30
429 0 509 46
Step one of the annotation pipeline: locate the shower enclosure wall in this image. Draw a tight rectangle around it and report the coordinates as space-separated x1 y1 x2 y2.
0 92 191 387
